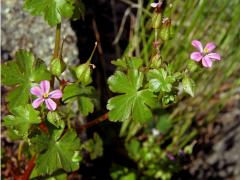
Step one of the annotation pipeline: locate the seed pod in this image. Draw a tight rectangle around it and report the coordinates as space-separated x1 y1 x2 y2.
75 63 92 85
50 58 66 76
150 54 162 69
152 12 162 29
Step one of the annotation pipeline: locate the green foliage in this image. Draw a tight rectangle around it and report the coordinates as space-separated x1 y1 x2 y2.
107 70 157 122
3 105 41 138
156 114 172 134
44 172 67 180
23 0 85 26
147 69 176 93
111 57 143 69
1 50 51 110
32 131 81 176
63 83 95 116
182 76 195 97
47 112 64 128
82 133 103 160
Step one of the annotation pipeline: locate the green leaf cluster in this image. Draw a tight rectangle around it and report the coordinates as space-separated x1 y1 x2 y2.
1 50 51 110
147 69 176 93
82 133 103 160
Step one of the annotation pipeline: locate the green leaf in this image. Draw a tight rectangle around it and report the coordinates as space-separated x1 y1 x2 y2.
1 50 51 110
107 70 157 123
72 0 85 20
33 131 81 176
147 69 175 93
182 76 195 97
63 84 95 116
30 133 49 153
82 133 103 160
62 84 94 102
24 0 75 26
156 114 172 134
3 105 41 138
78 97 94 116
111 57 143 69
44 172 67 180
47 112 64 128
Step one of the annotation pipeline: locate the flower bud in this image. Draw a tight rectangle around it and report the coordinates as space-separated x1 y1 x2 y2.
152 12 162 29
159 18 174 41
50 58 66 76
150 54 162 69
75 63 92 85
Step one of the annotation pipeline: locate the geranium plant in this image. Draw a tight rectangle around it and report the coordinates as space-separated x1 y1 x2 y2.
1 0 222 179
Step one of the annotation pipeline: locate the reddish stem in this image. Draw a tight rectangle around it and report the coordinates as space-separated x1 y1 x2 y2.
15 155 36 180
78 112 109 131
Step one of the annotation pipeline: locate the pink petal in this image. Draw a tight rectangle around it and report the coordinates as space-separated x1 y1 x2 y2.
204 42 216 52
40 80 50 94
190 52 203 62
30 86 43 97
45 98 57 111
202 56 213 68
32 97 44 109
191 40 203 52
49 89 62 99
206 53 221 61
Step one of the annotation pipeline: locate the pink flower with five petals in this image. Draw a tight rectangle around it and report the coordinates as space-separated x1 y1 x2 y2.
30 80 62 111
190 40 221 68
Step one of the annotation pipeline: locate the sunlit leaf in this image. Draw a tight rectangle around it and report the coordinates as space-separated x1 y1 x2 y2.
107 70 157 123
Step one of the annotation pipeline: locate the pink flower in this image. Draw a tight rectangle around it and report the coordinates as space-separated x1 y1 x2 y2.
190 40 221 68
30 80 62 111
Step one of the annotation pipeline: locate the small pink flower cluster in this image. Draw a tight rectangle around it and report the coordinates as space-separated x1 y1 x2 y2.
30 80 62 111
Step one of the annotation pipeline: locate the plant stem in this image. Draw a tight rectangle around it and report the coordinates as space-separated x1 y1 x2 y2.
53 23 61 59
17 141 24 161
16 155 36 180
78 112 108 131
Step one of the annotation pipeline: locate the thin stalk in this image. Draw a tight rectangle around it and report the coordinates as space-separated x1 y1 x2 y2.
53 23 61 59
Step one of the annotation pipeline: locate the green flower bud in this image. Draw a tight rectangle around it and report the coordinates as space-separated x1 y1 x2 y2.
150 54 162 69
75 63 92 85
152 13 162 29
50 58 66 76
159 18 174 41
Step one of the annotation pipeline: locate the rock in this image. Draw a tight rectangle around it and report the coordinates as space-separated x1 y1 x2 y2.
1 0 78 64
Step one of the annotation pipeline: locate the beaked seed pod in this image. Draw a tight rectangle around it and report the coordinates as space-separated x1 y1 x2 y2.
75 63 92 85
152 12 162 29
50 58 66 76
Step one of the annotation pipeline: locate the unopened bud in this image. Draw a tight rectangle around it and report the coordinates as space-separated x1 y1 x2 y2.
50 58 66 76
150 54 162 69
75 63 92 85
159 18 174 41
152 12 162 29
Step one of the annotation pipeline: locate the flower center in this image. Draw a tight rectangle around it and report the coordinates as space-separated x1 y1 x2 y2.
204 48 209 54
43 93 49 99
